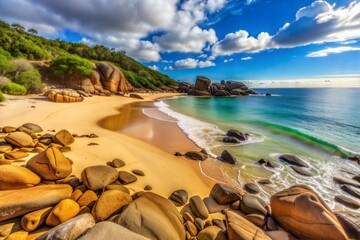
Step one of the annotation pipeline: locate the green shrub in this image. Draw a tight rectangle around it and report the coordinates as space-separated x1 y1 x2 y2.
1 82 27 95
0 91 5 102
14 70 43 93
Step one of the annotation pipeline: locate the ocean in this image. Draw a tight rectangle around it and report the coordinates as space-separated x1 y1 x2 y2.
158 88 360 210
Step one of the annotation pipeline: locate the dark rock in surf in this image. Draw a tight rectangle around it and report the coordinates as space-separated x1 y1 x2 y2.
219 150 237 164
226 129 249 141
265 93 272 96
266 160 281 168
334 195 360 209
184 151 208 161
290 166 313 176
225 81 248 91
223 136 241 143
341 185 360 199
334 177 360 189
244 183 260 194
279 154 310 167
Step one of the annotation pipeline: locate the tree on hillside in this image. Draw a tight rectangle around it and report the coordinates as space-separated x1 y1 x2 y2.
14 70 43 93
0 54 16 77
12 58 34 79
28 28 38 34
11 23 25 31
50 54 93 87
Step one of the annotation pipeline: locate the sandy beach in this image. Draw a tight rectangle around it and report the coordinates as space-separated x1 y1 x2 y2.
0 93 215 198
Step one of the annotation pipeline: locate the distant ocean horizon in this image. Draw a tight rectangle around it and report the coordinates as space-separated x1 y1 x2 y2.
159 88 360 210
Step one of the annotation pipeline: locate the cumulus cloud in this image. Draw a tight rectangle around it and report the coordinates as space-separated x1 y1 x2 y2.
148 65 159 71
212 1 360 56
306 46 360 57
241 57 252 60
172 58 216 69
224 58 234 63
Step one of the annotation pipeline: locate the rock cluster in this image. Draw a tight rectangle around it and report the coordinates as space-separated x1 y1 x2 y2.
180 76 256 97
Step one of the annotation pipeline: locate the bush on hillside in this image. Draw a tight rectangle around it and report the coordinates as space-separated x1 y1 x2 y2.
14 70 43 93
0 91 5 102
1 82 27 95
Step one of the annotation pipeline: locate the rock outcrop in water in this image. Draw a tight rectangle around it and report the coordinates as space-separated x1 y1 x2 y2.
181 76 256 96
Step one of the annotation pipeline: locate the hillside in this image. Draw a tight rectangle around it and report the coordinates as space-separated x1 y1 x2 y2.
0 20 176 90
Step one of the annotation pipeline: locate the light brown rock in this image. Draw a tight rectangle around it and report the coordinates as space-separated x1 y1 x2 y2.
92 190 132 222
270 185 348 240
53 130 74 146
0 184 72 221
77 190 98 207
7 230 28 240
0 165 41 190
27 147 72 180
22 123 43 133
225 211 271 240
21 207 52 231
0 143 12 153
198 226 227 240
5 132 35 147
81 165 118 191
4 151 29 160
46 199 80 226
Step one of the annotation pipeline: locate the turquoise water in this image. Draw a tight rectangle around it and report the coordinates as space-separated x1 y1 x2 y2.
159 88 360 209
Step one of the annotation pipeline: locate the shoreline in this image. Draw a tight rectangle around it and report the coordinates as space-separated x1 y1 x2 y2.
1 93 215 197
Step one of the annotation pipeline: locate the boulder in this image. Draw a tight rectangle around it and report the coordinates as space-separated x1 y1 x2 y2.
118 171 138 185
335 211 360 240
194 76 211 92
279 154 310 167
0 184 72 221
225 211 271 240
225 81 248 91
353 174 360 183
258 179 272 185
245 214 266 227
213 90 230 97
341 185 360 199
194 218 204 230
77 190 98 207
90 70 103 90
5 132 35 147
266 230 297 240
189 195 209 219
2 126 17 133
188 89 212 96
111 192 185 240
81 165 118 191
223 136 241 143
226 129 249 141
4 151 29 160
184 151 208 161
38 213 95 240
129 93 144 99
266 160 281 168
334 177 360 188
22 123 43 133
111 158 125 168
244 183 260 194
220 150 237 164
0 143 12 153
290 166 313 176
27 147 72 181
169 189 189 206
46 199 80 226
96 62 133 93
6 231 28 240
198 226 227 240
80 78 95 93
240 194 268 216
334 195 360 209
106 184 130 194
178 82 192 93
212 219 226 232
185 221 197 236
0 165 41 190
53 129 74 146
21 207 53 231
78 221 149 240
210 183 241 205
47 90 84 103
92 190 132 222
270 185 348 240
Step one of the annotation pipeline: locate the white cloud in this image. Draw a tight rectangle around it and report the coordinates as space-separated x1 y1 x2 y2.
199 54 208 58
241 56 253 60
340 40 357 45
148 65 159 71
173 58 216 69
295 0 332 20
306 46 360 57
164 66 174 71
212 30 272 56
224 58 234 63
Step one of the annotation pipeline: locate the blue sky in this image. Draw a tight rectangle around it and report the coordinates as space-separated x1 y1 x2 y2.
0 0 359 82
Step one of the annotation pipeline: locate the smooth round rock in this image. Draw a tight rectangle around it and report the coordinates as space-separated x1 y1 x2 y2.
77 190 98 207
169 189 189 206
258 179 272 185
245 214 266 227
46 199 80 226
0 165 41 190
189 195 209 219
4 151 29 160
27 147 72 181
118 171 137 185
220 150 237 164
185 221 198 236
92 190 132 222
184 151 208 161
198 226 226 240
211 183 241 205
38 213 95 240
144 185 152 191
111 158 125 168
212 219 226 232
244 183 260 194
183 212 195 222
22 123 43 133
194 218 204 231
53 130 74 146
132 169 145 176
81 165 118 191
0 143 12 153
21 207 53 231
106 184 130 194
240 194 268 215
340 185 360 199
5 132 34 147
335 195 360 209
290 166 313 176
279 154 309 167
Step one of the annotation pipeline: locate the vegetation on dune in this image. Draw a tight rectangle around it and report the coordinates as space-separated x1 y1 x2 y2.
0 91 5 102
0 19 176 90
14 70 43 93
1 82 27 95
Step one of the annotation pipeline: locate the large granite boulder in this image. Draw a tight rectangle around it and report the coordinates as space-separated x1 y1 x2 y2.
111 192 185 240
0 165 41 190
0 184 72 221
27 147 72 181
178 82 192 93
96 62 133 92
335 211 360 240
194 76 211 92
81 165 118 191
210 183 241 205
53 129 75 146
240 194 268 216
5 132 35 147
270 185 348 240
225 81 248 91
22 123 43 133
78 221 149 240
220 150 237 164
39 213 95 240
90 70 103 90
92 190 132 222
225 211 271 240
226 129 249 141
47 90 84 103
169 189 188 206
80 78 95 93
